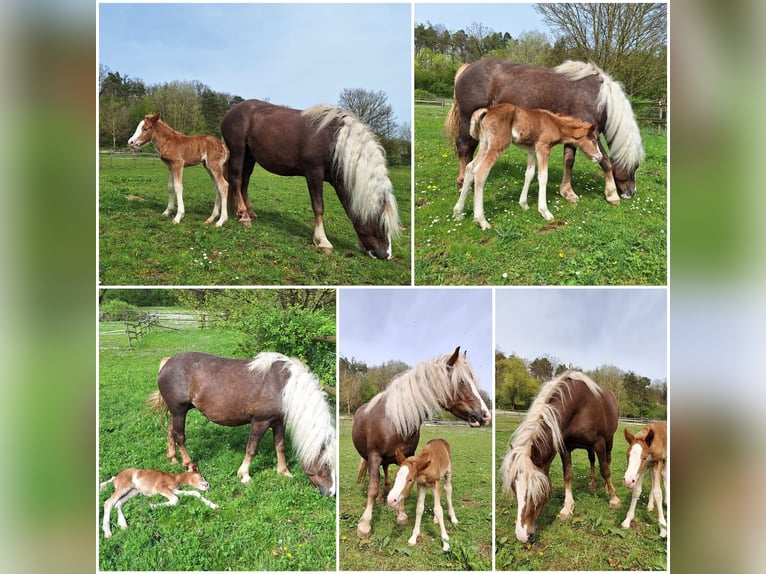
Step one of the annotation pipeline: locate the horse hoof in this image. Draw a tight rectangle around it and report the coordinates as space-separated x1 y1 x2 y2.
396 516 408 526
606 196 621 206
357 524 371 539
239 219 252 227
609 498 621 508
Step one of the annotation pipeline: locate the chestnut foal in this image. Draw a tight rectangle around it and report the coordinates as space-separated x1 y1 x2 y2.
386 439 458 551
622 421 668 537
100 464 219 538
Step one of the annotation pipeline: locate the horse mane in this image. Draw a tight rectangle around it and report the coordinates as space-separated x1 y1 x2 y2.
374 351 478 438
554 60 644 170
500 370 603 501
248 352 336 473
301 105 400 241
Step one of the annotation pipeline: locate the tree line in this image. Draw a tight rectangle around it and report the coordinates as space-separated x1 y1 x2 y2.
98 65 409 161
415 3 666 100
496 350 666 419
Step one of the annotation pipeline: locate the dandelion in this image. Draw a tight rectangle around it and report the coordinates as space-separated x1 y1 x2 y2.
559 252 564 258
502 272 508 279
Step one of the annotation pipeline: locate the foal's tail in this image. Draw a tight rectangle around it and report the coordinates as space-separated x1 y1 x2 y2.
356 458 368 483
443 63 471 148
469 108 489 141
100 477 114 492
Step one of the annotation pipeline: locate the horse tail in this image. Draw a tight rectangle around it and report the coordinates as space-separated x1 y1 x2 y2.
554 60 644 170
443 63 471 149
356 458 368 483
469 108 489 141
100 477 114 492
147 389 169 419
302 105 400 242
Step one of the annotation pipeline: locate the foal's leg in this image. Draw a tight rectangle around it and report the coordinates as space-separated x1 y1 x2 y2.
163 167 175 218
559 449 575 518
102 489 124 538
431 479 451 551
443 466 458 524
306 170 333 254
453 157 477 220
204 163 229 227
518 150 537 212
171 488 220 510
588 449 598 488
470 144 503 230
237 420 271 484
534 145 555 222
170 162 185 224
408 484 427 546
651 462 667 538
114 488 140 529
358 453 382 539
271 419 293 478
621 468 645 530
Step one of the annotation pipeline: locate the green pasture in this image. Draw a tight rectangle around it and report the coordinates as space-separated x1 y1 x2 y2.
98 154 411 286
414 105 667 285
339 419 493 571
98 323 336 571
495 411 667 571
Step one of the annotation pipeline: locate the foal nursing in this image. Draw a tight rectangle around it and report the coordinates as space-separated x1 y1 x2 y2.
100 464 219 538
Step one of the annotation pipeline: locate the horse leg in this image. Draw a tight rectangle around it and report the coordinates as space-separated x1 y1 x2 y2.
651 462 667 537
559 144 579 203
453 157 476 220
598 148 620 205
238 420 271 484
588 449 598 488
204 163 229 227
102 489 124 538
240 153 257 219
432 479 450 551
621 467 644 530
443 466 458 524
226 147 252 226
170 411 194 470
382 463 391 498
558 449 575 518
165 417 178 464
271 419 293 478
535 145 554 222
163 167 175 218
455 121 479 186
306 171 333 254
170 163 185 224
408 484 427 546
357 453 381 539
596 441 621 508
470 144 501 230
518 150 537 212
114 489 140 528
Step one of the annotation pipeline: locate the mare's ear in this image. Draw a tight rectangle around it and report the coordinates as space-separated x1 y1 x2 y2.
447 346 461 367
395 448 406 465
645 428 655 447
624 428 635 444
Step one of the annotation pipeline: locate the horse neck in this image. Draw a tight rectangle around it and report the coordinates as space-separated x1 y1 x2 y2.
383 359 452 436
150 120 180 151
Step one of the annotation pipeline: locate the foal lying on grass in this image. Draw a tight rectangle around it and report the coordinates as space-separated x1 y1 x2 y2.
100 464 219 538
453 103 603 228
386 438 457 551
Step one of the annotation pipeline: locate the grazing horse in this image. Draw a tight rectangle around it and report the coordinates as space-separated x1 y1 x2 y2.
128 113 230 227
387 439 458 551
445 58 644 204
500 371 620 543
453 104 603 227
352 346 490 539
100 464 219 538
148 351 336 496
622 421 668 538
220 99 400 259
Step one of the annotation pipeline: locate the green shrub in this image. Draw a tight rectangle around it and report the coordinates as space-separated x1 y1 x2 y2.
99 299 142 321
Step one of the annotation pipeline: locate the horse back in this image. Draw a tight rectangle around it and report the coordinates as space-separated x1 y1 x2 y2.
554 379 618 450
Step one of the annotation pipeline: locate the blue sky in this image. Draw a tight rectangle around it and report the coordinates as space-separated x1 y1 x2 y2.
98 3 412 126
339 288 493 394
415 3 546 38
496 288 668 382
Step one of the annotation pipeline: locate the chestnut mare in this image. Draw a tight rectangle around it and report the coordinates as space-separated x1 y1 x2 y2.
387 439 458 551
128 113 230 227
500 371 620 543
352 346 490 539
445 58 644 204
453 103 603 227
622 421 668 537
220 99 400 259
100 464 219 538
148 352 336 496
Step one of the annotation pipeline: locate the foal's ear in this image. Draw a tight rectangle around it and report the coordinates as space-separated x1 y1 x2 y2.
587 123 598 138
645 428 655 446
147 112 161 123
623 428 635 444
187 463 199 473
447 346 461 367
395 448 406 465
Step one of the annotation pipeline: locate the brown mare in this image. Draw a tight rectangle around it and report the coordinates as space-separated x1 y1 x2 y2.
352 347 490 539
622 421 668 537
453 103 603 228
128 113 230 226
148 351 336 496
100 464 219 538
386 439 458 551
445 58 644 205
500 371 620 543
220 99 400 259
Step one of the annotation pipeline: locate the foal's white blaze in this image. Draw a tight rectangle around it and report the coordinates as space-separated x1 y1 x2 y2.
128 120 145 148
624 443 644 488
514 474 529 543
387 465 410 507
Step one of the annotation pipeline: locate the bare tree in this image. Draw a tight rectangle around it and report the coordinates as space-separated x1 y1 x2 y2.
338 88 396 140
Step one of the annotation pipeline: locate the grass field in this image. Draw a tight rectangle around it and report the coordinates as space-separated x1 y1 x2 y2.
98 154 411 286
339 419 493 571
414 105 667 285
98 322 336 571
494 411 667 571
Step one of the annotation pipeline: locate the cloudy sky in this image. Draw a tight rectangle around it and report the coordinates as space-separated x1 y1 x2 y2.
496 288 668 381
98 3 411 126
338 288 493 394
415 3 545 37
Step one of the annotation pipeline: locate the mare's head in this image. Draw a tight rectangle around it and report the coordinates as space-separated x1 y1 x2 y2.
386 448 425 508
128 113 161 149
623 426 656 488
502 446 551 544
443 346 491 427
185 464 211 492
614 163 639 199
352 190 400 260
301 445 336 497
